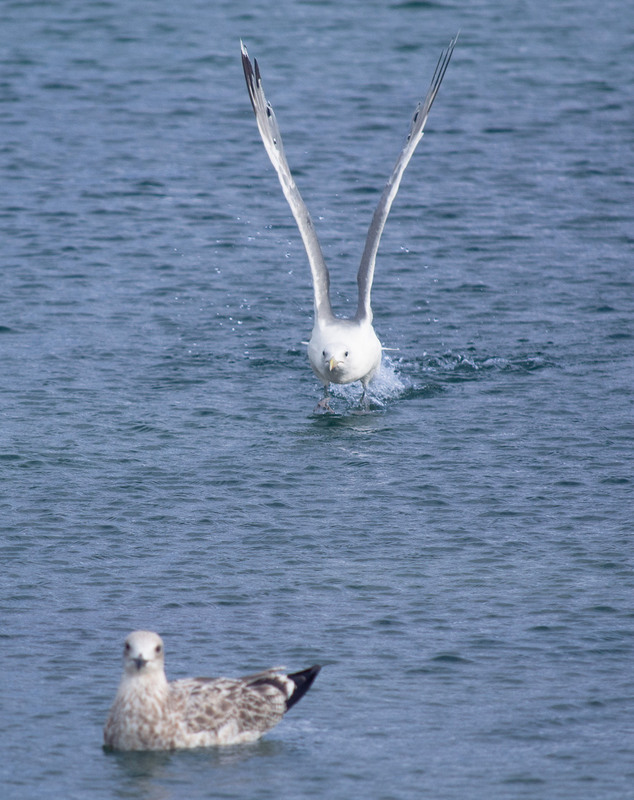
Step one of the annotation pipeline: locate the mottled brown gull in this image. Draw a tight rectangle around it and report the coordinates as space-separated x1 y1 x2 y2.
103 630 320 751
241 37 457 410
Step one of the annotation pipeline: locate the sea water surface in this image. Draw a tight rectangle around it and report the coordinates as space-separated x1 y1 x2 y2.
1 1 633 798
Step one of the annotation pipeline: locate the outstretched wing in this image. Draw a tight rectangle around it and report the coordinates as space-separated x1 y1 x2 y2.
355 35 458 321
241 42 333 321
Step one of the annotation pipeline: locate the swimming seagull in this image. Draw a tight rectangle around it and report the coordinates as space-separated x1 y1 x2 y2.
103 630 321 750
241 37 457 410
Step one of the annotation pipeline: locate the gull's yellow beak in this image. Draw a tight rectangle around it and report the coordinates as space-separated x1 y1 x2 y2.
328 357 338 371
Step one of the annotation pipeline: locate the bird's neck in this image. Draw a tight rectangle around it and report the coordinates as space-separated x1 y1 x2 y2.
117 670 169 702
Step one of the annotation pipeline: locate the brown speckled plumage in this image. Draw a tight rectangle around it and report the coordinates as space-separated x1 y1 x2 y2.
103 631 320 751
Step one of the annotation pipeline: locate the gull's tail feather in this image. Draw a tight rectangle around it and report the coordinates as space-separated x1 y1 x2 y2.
285 665 321 710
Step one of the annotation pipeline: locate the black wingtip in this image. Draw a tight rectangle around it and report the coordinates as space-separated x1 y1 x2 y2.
240 40 250 69
286 665 321 711
241 42 259 114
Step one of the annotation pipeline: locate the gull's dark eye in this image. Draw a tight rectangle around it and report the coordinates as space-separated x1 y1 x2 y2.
124 642 131 652
344 351 349 357
155 644 162 654
322 350 326 357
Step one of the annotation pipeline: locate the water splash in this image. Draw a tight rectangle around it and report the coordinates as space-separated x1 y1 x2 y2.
397 350 552 388
368 356 409 402
315 350 551 413
325 355 408 411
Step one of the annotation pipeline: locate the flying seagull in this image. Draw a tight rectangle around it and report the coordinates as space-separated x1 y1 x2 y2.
103 630 321 750
241 37 457 410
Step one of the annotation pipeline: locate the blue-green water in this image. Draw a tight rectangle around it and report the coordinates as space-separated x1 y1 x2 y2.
1 1 633 798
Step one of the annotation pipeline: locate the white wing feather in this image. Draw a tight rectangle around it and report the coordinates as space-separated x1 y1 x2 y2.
356 36 458 321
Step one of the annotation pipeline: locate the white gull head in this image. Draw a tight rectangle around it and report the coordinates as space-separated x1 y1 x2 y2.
121 630 166 679
308 318 382 391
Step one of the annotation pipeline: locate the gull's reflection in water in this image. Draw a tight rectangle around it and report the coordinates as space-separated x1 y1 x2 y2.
107 739 286 800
